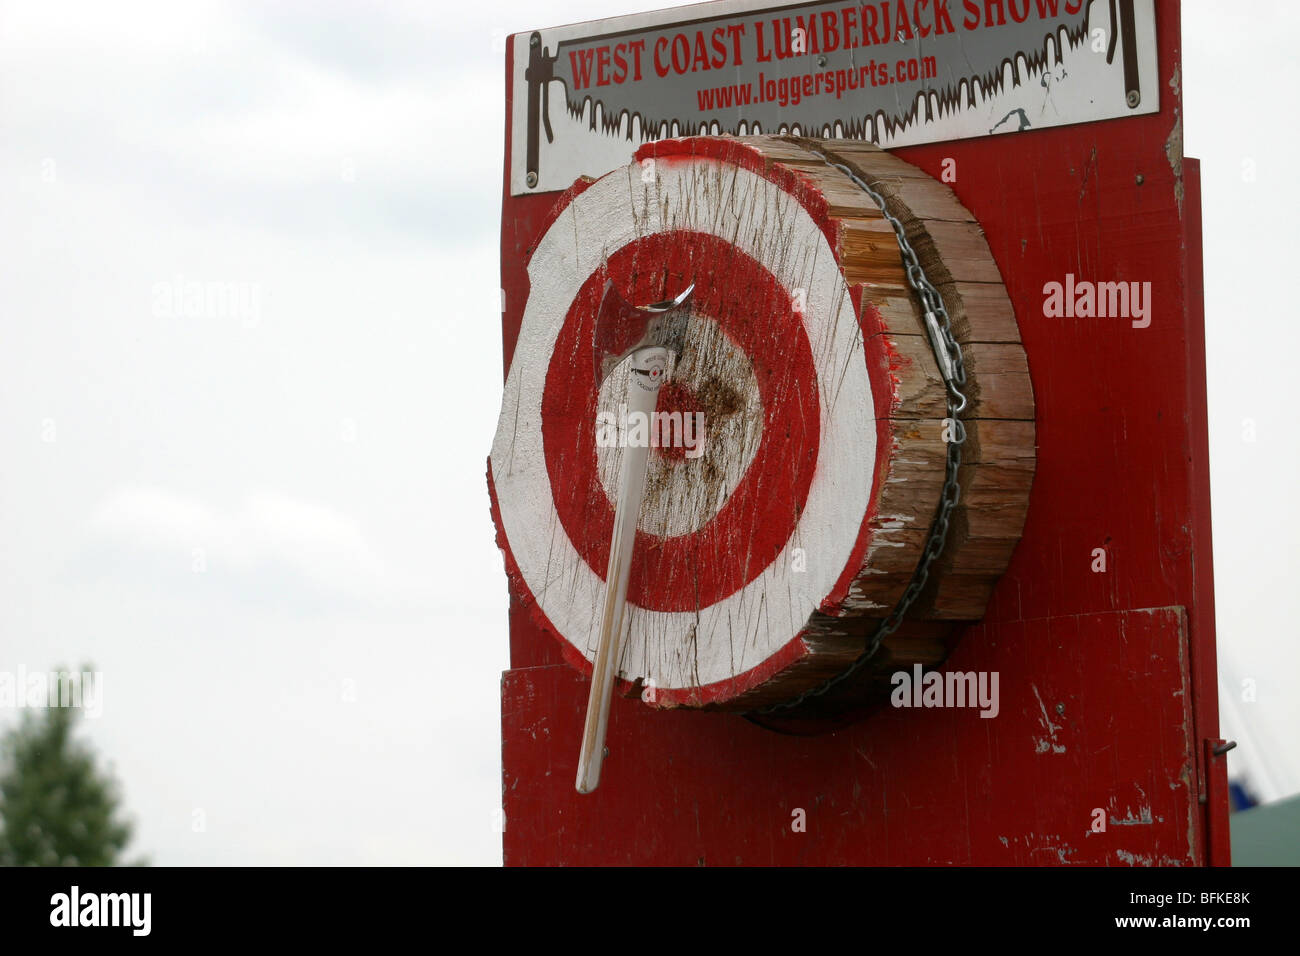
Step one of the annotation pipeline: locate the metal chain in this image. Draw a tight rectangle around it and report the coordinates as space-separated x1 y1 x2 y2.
751 144 968 716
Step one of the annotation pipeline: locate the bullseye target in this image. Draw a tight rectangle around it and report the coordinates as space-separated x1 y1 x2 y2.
489 136 1035 711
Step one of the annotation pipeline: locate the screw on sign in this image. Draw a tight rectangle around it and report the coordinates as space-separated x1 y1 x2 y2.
487 136 1035 789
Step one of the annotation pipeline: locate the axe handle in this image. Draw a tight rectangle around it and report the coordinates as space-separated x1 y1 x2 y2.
576 348 667 793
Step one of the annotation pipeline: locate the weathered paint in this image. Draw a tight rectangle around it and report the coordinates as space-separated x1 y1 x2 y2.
502 608 1199 865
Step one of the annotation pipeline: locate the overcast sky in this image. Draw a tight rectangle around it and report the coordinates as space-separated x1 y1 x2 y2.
1 0 1295 866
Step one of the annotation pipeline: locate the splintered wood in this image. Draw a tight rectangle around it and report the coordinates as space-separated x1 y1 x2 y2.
487 134 1034 714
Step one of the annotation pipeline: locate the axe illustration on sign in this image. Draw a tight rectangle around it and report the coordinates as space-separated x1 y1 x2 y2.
517 1 1120 191
576 280 693 794
523 32 556 189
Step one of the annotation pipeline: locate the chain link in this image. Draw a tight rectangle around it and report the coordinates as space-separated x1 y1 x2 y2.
750 144 969 716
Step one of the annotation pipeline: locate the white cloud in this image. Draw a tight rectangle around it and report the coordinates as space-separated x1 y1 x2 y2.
90 486 394 605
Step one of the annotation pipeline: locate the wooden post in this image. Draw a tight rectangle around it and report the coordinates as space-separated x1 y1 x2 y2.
493 0 1224 866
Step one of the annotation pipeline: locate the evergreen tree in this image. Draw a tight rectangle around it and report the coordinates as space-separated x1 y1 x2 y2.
0 669 140 866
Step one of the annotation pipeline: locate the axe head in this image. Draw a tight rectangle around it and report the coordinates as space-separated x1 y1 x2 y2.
592 280 693 384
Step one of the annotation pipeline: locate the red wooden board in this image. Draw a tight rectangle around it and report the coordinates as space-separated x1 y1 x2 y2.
504 608 1195 865
495 0 1226 865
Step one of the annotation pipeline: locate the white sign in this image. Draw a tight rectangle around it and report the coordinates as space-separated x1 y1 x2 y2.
510 0 1158 195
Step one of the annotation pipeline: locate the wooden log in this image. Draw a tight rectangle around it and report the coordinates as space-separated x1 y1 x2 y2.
488 134 1035 715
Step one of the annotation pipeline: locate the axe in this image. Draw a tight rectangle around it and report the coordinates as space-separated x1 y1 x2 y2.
576 279 693 794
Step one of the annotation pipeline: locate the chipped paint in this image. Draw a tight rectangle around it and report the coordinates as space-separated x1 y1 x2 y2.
1031 683 1067 754
1110 806 1154 826
1116 849 1185 867
1165 67 1184 217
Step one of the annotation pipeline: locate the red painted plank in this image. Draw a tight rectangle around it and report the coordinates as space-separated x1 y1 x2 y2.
502 608 1197 866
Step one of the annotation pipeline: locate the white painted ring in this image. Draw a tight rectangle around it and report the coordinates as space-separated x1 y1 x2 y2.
489 156 875 695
